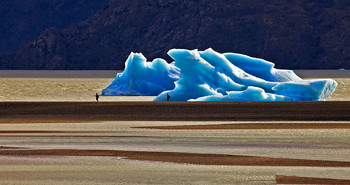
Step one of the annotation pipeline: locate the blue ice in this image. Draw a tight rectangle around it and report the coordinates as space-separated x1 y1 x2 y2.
103 48 337 101
102 52 181 96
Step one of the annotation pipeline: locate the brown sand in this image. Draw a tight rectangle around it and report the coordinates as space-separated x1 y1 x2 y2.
0 134 136 137
0 130 108 133
1 101 349 184
0 149 350 167
276 175 350 184
0 146 23 149
135 123 350 129
0 101 350 122
0 120 90 123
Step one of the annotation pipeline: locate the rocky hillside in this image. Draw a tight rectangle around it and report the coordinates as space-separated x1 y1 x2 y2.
0 0 108 57
0 0 349 69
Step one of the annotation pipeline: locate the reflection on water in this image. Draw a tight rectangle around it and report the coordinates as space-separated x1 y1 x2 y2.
0 70 349 101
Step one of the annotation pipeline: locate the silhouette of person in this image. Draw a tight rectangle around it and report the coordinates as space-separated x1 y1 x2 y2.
96 93 99 102
167 94 170 101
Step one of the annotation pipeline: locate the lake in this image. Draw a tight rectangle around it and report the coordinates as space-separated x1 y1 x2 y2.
0 70 349 101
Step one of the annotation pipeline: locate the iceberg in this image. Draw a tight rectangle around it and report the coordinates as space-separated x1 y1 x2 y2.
102 48 337 101
102 52 181 96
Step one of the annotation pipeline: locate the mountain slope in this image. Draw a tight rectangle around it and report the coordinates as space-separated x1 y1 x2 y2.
1 0 349 69
0 0 108 57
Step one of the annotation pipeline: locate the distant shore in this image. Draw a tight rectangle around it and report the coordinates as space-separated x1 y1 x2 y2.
0 70 349 78
0 70 121 78
294 70 350 78
1 101 350 122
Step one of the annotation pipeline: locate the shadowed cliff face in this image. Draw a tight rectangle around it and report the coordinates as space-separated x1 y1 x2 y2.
0 0 349 69
0 0 109 58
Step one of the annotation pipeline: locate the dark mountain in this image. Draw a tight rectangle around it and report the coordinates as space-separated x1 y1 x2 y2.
1 0 349 69
0 0 108 57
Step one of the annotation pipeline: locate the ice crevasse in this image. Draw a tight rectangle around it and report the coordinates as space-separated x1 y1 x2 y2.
102 48 337 101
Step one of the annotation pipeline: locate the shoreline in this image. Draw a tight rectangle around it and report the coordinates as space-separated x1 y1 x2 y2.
1 101 350 122
0 70 349 78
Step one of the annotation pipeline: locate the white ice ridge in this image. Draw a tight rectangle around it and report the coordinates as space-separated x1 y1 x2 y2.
102 48 337 101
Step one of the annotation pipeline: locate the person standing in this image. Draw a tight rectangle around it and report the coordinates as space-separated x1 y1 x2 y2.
96 93 99 102
167 94 170 101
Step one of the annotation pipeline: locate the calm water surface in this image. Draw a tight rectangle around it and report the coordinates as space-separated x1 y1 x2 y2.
0 70 154 101
0 70 349 101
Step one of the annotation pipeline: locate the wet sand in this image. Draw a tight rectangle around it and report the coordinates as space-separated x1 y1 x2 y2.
1 101 350 122
1 149 350 168
1 101 350 184
135 122 350 129
276 175 350 184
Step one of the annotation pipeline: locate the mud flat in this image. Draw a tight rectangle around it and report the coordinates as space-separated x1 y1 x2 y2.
1 149 350 168
1 101 350 184
276 175 350 184
1 101 350 122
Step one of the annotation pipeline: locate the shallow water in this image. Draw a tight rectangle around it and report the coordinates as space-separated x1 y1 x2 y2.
1 121 349 161
0 121 350 184
2 155 348 185
0 155 279 185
